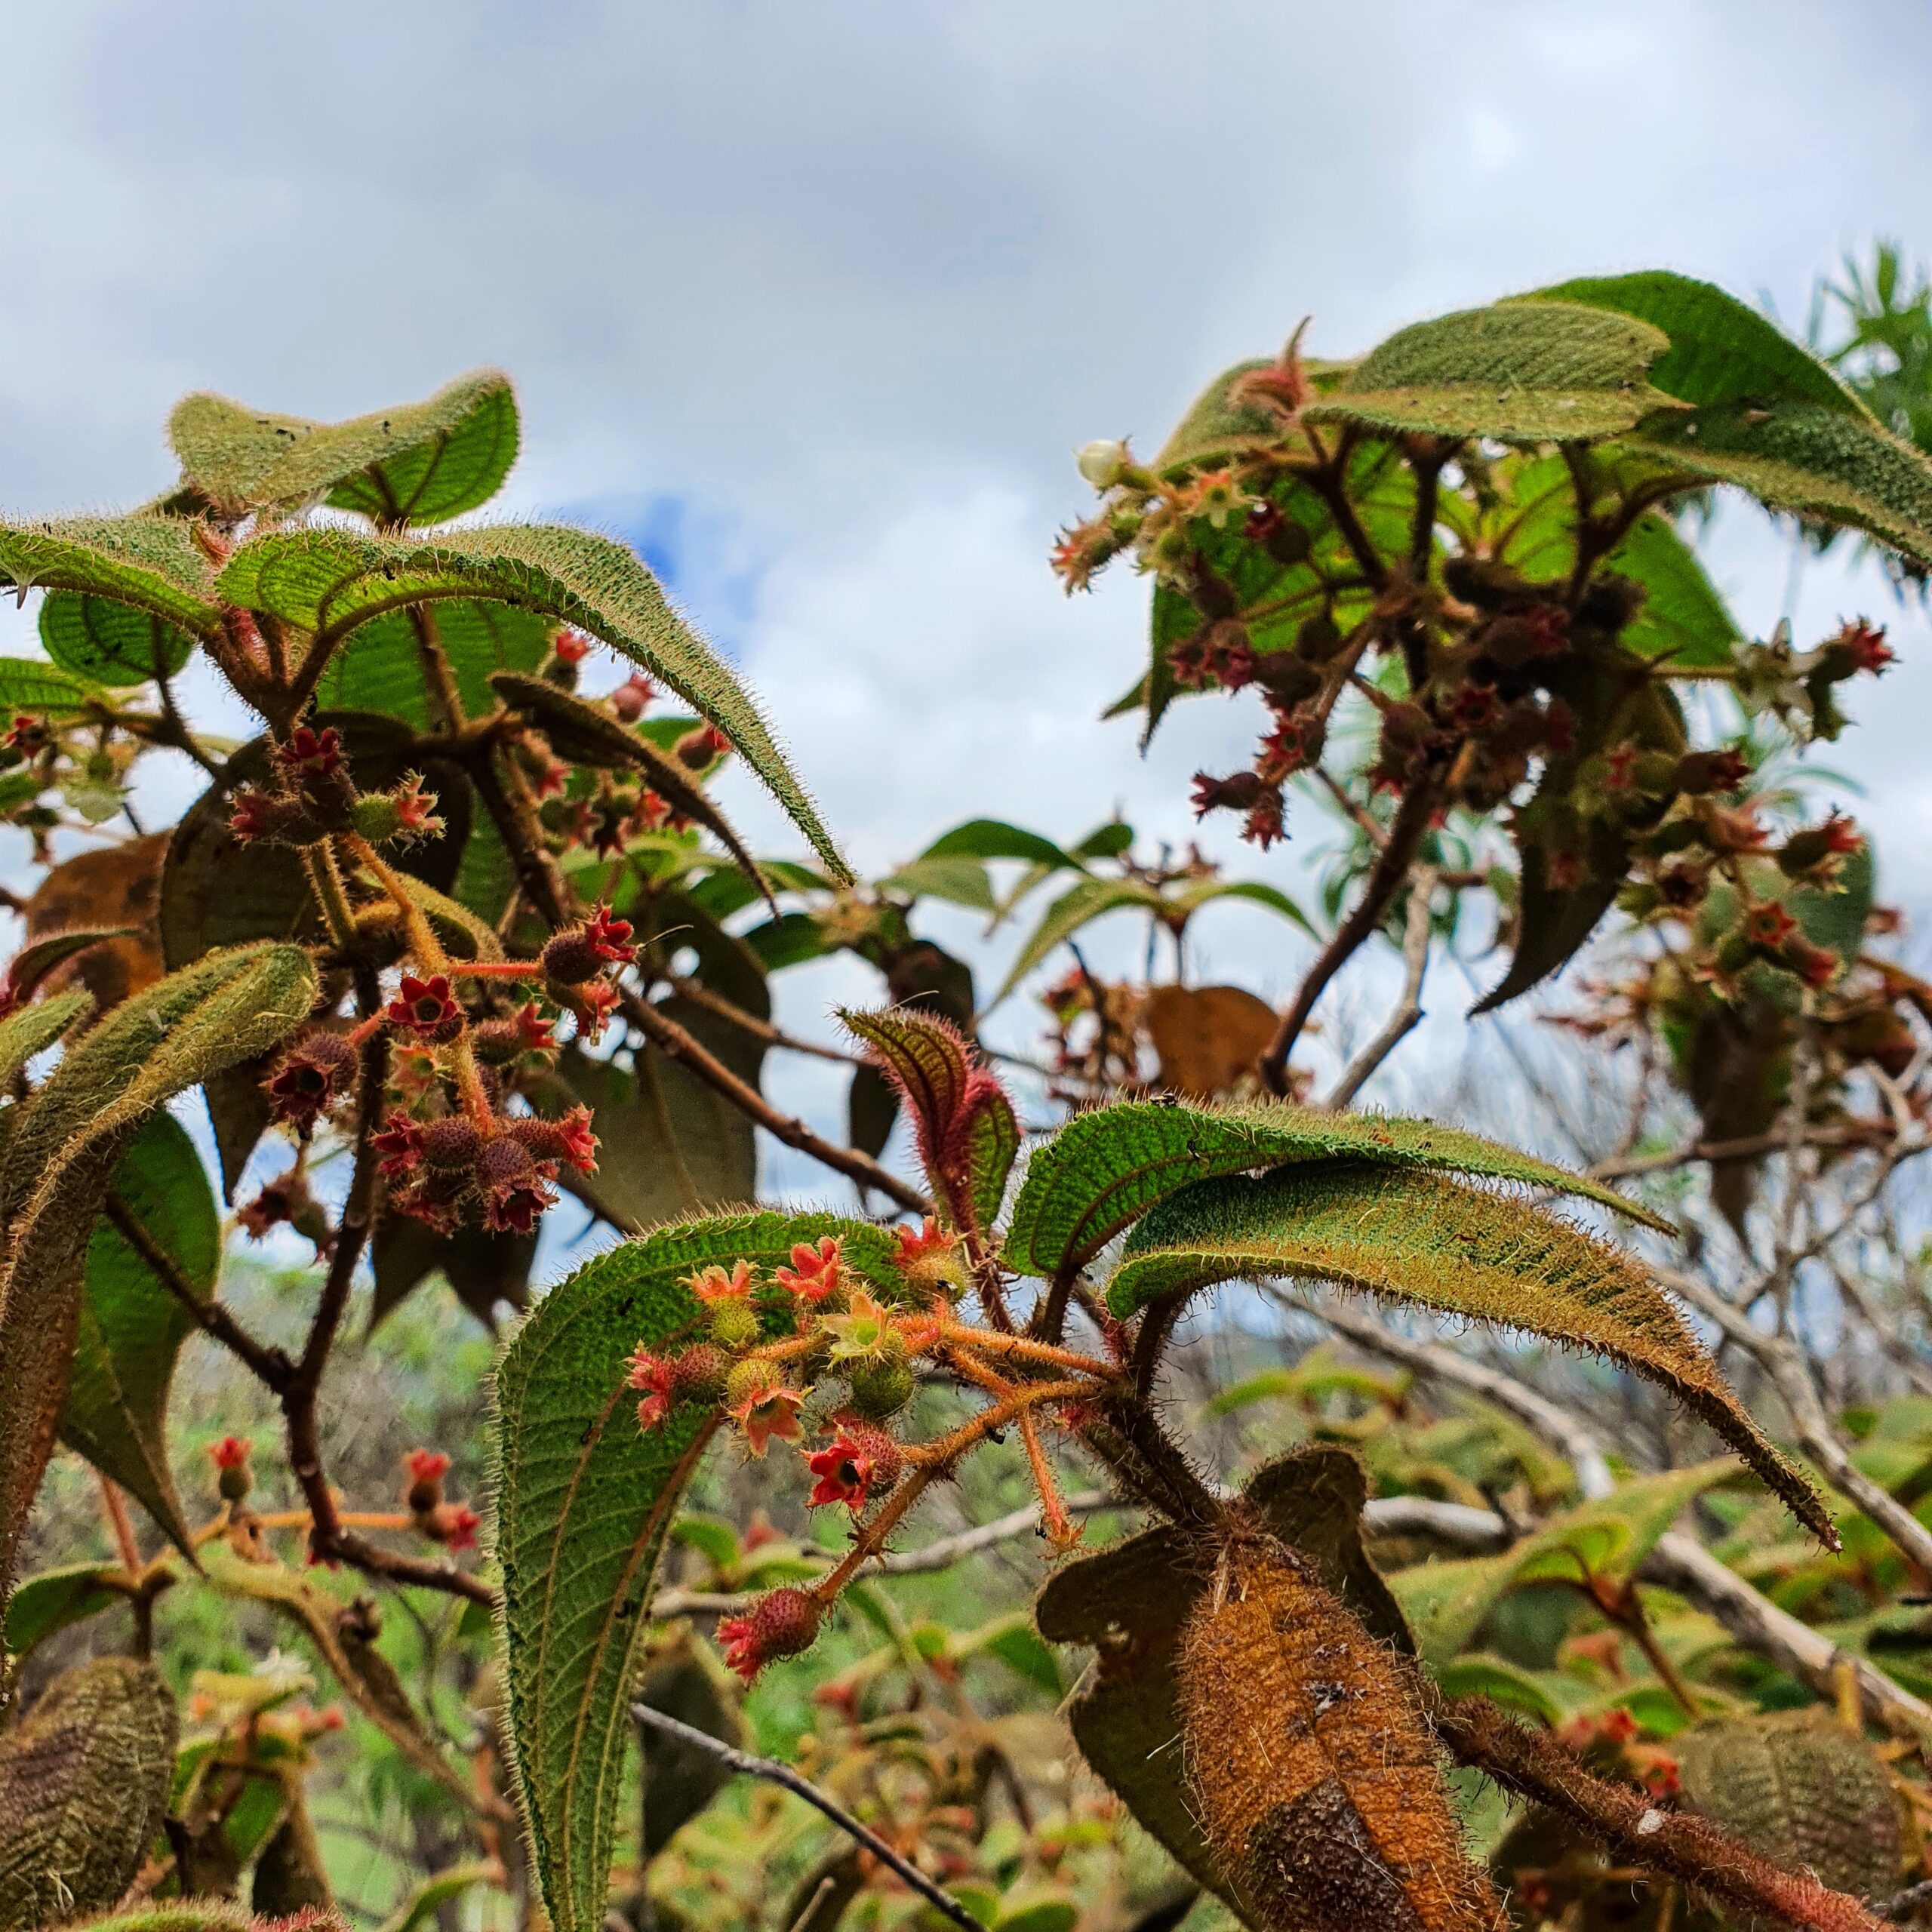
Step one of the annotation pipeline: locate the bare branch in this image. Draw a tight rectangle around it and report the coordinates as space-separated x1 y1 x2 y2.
1321 863 1435 1110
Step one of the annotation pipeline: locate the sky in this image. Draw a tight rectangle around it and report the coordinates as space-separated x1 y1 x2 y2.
2 0 1930 1195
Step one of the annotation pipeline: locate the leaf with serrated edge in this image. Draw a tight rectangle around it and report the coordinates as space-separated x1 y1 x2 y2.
0 989 91 1088
170 370 518 524
494 1211 909 1932
216 525 848 881
0 516 220 634
0 943 317 1617
59 1112 218 1554
1004 1096 1667 1281
1108 1161 1831 1544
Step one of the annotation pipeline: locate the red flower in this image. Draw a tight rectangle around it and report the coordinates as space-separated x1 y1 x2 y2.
608 674 656 723
569 979 622 1040
1784 935 1840 989
227 787 278 845
892 1217 968 1296
1242 794 1285 850
3 712 48 754
554 629 593 666
211 1435 251 1471
392 774 444 839
541 903 637 984
481 1159 559 1235
1742 900 1798 949
276 724 343 778
1524 605 1570 657
265 1032 358 1132
727 1364 808 1456
1190 770 1269 819
716 1586 821 1683
373 1109 427 1179
533 755 568 798
1833 617 1894 674
427 1503 481 1554
386 973 462 1038
511 1103 599 1173
627 1348 679 1432
805 1420 900 1510
776 1236 843 1305
406 1449 451 1484
686 1260 755 1305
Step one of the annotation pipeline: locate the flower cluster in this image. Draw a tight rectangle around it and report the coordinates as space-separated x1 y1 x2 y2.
374 1102 597 1234
401 1447 481 1553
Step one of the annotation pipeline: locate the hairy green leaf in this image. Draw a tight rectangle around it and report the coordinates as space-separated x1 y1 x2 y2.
1034 1447 1408 1928
169 369 518 523
40 593 196 688
0 989 91 1088
919 819 1079 872
494 1211 907 1932
0 516 219 634
1154 358 1292 474
1627 396 1932 568
1524 272 1866 415
1108 1162 1830 1543
2 1561 123 1661
315 599 551 731
58 1112 218 1554
217 525 849 881
0 1657 177 1923
1004 1097 1666 1280
0 943 316 1617
875 854 998 914
1306 302 1676 442
0 655 97 721
995 877 1161 1003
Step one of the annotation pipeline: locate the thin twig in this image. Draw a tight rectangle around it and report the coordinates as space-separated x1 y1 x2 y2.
1321 862 1435 1109
664 975 865 1067
629 1705 982 1932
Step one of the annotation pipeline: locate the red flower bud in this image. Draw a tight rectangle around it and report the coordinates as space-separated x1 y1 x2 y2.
675 723 732 771
541 903 636 984
508 1104 598 1173
265 1031 358 1133
554 629 593 666
716 1586 821 1682
373 1110 428 1179
608 675 655 723
805 1418 902 1511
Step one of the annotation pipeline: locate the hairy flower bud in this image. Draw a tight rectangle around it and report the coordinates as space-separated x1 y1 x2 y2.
265 1030 358 1133
716 1586 821 1683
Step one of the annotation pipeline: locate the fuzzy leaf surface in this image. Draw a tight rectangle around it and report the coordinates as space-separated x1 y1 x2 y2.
0 656 95 721
995 877 1163 1003
2 1561 122 1660
1109 1162 1830 1543
0 989 91 1088
494 1212 909 1932
0 516 219 634
0 1657 177 1925
0 943 316 1614
168 369 518 522
217 525 848 880
1306 301 1676 442
40 593 196 688
315 599 550 730
1004 1097 1665 1279
1035 1447 1407 1927
1626 397 1932 568
58 1111 218 1554
1524 272 1866 415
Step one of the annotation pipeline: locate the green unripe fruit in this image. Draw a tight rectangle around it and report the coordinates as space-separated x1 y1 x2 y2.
709 1303 761 1352
724 1357 777 1410
845 1357 917 1421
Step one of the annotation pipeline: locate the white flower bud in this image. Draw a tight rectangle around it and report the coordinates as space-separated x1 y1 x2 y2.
1075 439 1131 490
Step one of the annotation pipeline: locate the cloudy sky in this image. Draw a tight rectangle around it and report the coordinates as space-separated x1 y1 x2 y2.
3 1 1930 1168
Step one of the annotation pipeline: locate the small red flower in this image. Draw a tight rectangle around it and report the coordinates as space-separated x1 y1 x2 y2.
1524 605 1570 657
227 787 278 844
805 1420 900 1511
1742 900 1798 949
727 1364 808 1456
775 1236 843 1304
512 1002 559 1052
569 978 622 1040
427 1503 481 1553
391 774 444 839
554 629 593 666
372 1109 427 1179
511 1103 599 1173
1242 794 1285 850
480 1158 559 1235
265 1032 358 1132
277 724 343 778
3 712 48 754
686 1260 755 1305
1190 770 1269 819
1784 935 1840 989
1833 617 1894 675
386 973 462 1038
211 1435 251 1471
716 1586 821 1683
406 1449 451 1484
533 756 569 798
541 903 637 984
627 1348 679 1432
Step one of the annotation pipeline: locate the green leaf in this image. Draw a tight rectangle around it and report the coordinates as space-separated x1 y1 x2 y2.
489 671 771 901
315 599 551 731
958 1613 1063 1697
494 1211 908 1932
58 1112 219 1554
0 1657 178 1927
919 819 1080 872
40 594 195 688
1626 397 1932 569
1305 302 1677 443
0 943 317 1617
371 1214 534 1333
0 516 219 635
0 656 97 721
1005 1096 1666 1280
1109 1161 1830 1544
1171 877 1314 934
1155 358 1294 473
1034 1447 1408 1930
216 525 849 881
995 877 1160 1003
1603 513 1740 669
1432 1655 1567 1727
1522 272 1866 415
2 1561 123 1660
1384 1550 1517 1671
168 369 518 523
875 854 997 914
0 989 91 1088
1506 1461 1740 1589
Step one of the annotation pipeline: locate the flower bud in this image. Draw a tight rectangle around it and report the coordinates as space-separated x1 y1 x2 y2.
844 1357 917 1421
717 1586 821 1682
1075 439 1131 490
710 1300 763 1352
211 1435 254 1503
